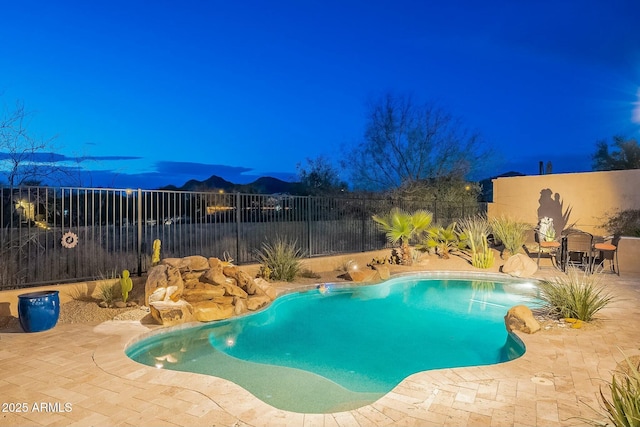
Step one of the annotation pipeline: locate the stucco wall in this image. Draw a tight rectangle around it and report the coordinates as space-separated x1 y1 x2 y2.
487 169 640 236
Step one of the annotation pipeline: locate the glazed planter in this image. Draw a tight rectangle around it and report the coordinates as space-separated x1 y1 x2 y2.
18 290 60 332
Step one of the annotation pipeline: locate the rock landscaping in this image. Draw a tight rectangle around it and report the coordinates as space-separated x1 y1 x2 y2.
145 255 278 326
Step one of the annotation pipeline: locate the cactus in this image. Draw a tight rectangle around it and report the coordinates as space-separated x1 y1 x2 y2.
120 269 133 303
152 239 161 266
471 235 495 269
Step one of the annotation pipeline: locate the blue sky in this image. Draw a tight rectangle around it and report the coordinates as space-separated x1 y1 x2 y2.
1 0 639 189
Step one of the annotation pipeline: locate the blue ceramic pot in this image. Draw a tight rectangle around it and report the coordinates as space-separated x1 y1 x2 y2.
18 290 60 333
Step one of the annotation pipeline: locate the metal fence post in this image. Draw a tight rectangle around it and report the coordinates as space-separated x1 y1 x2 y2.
306 196 312 257
361 198 366 252
137 188 142 276
235 192 241 262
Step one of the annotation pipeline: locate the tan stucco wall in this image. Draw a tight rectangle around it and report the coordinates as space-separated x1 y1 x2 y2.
488 169 640 235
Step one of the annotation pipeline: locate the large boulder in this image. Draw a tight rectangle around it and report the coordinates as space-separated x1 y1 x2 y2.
149 300 194 326
220 281 248 298
502 254 538 277
182 284 226 303
246 295 272 311
145 265 184 305
372 265 390 280
192 301 235 322
347 269 376 282
224 267 257 295
254 277 277 300
505 305 540 334
200 260 227 286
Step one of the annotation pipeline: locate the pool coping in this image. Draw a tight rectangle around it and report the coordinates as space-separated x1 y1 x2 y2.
2 268 639 426
93 270 640 425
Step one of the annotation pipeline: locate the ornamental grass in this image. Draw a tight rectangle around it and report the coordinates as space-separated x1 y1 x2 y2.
255 235 304 282
536 267 615 322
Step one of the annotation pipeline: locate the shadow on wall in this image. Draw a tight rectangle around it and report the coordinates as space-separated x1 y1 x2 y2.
537 189 573 233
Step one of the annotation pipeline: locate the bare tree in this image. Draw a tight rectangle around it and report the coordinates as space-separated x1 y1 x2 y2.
0 100 61 188
344 93 488 191
296 156 347 195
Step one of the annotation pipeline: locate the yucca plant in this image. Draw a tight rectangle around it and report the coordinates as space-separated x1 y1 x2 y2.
490 215 531 257
372 208 433 265
599 354 640 427
254 236 304 282
536 268 615 321
457 215 494 268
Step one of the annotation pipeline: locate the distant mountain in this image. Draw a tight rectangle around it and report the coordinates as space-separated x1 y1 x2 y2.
159 174 302 194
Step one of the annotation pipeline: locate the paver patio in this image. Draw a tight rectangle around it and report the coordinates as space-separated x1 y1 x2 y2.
1 267 639 427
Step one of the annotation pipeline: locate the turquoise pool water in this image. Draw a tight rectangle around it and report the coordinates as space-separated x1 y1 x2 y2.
126 273 540 413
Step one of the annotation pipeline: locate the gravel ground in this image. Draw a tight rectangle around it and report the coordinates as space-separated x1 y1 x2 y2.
57 299 151 324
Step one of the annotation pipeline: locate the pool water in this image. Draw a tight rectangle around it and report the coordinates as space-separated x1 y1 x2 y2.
126 273 540 413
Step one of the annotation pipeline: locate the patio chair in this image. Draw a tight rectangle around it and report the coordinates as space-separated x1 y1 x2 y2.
562 229 594 272
593 235 620 275
534 226 561 269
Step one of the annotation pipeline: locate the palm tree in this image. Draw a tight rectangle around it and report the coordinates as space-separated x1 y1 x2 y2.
372 208 433 265
422 222 459 259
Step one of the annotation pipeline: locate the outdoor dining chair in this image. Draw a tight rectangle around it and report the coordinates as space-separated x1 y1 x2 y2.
562 229 594 272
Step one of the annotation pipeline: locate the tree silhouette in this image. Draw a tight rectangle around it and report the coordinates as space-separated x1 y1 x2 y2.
592 136 640 171
0 99 59 188
344 93 488 191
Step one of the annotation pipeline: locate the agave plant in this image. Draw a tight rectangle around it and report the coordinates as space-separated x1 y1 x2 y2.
372 208 433 265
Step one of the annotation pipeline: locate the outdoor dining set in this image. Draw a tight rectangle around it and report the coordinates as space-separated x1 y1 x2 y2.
535 228 620 275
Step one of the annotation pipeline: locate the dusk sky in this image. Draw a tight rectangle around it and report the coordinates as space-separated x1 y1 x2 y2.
2 1 639 189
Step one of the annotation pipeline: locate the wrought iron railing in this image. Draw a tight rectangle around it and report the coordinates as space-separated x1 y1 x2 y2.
0 186 486 289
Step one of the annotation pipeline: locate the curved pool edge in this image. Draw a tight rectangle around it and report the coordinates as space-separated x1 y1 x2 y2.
94 316 542 422
124 269 540 358
116 270 540 415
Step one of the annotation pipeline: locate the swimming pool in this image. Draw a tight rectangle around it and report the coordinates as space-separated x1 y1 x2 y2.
126 272 540 413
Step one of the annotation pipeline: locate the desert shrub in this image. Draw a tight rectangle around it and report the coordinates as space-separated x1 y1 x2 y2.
536 268 615 321
255 236 304 282
98 282 117 305
603 209 640 237
490 215 531 255
599 354 640 427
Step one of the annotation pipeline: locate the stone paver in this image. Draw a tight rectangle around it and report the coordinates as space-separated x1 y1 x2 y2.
1 271 638 427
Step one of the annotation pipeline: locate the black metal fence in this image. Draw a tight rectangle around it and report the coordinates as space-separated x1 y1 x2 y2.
0 186 486 289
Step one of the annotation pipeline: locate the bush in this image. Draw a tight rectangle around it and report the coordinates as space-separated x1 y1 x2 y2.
255 236 304 282
537 268 615 321
490 215 531 256
603 209 640 237
98 282 117 305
